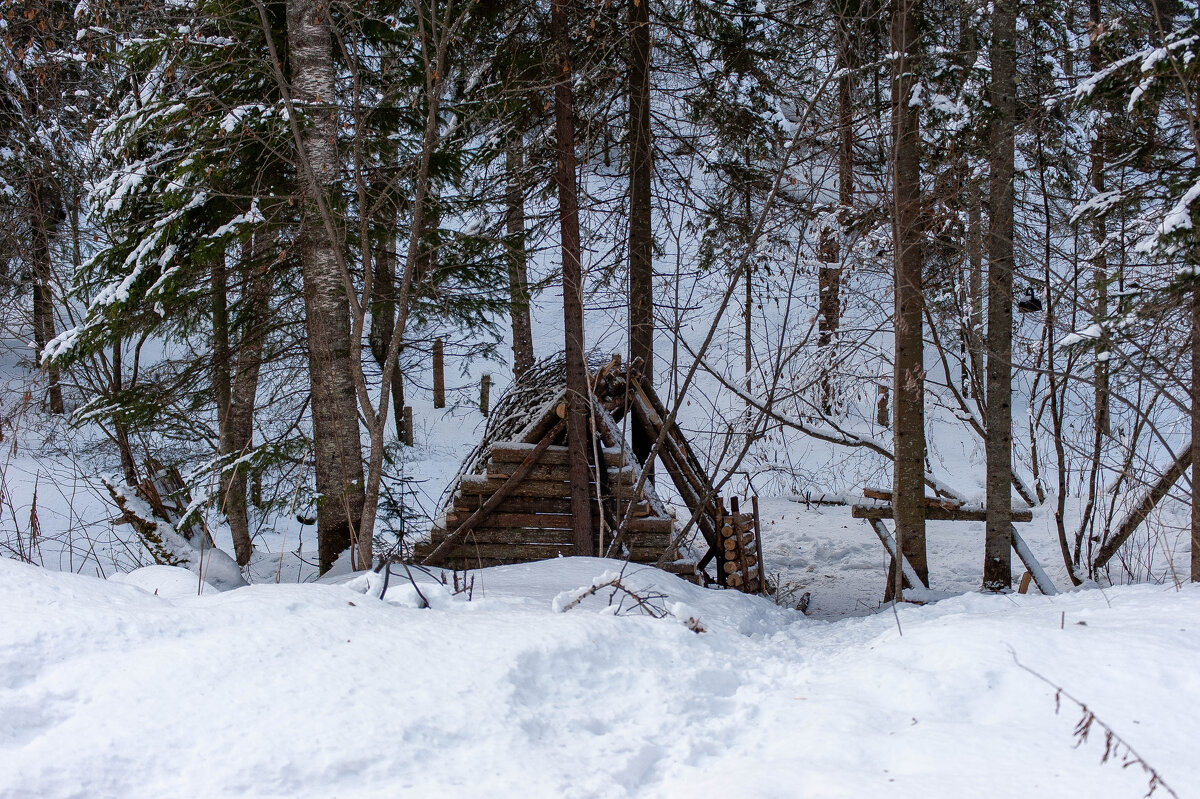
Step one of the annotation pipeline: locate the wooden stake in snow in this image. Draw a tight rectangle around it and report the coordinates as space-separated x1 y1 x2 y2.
402 406 414 447
433 338 445 409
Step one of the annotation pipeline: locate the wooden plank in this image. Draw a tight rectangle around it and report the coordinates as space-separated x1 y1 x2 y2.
486 463 636 485
454 495 653 518
751 495 768 596
866 517 928 590
448 511 670 534
460 477 583 498
623 515 674 534
1011 524 1058 595
429 542 575 560
455 496 576 515
432 526 670 549
432 527 575 545
425 543 671 564
446 511 576 529
490 443 625 467
851 504 1033 523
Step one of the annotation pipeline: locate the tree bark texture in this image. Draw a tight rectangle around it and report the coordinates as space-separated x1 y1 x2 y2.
28 174 64 414
818 0 854 414
369 190 405 434
984 0 1016 591
552 0 595 556
1089 0 1111 437
217 236 273 567
286 0 366 572
506 143 535 379
890 0 927 593
629 0 655 466
1193 284 1200 581
111 340 138 486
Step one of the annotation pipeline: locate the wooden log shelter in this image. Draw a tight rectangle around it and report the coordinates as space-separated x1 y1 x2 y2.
414 354 766 593
851 487 1058 598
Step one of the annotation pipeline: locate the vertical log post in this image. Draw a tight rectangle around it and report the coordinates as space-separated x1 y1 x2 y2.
481 373 491 417
433 337 445 409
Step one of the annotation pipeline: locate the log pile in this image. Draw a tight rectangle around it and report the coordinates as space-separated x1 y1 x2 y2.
415 354 767 594
716 496 765 593
414 441 678 569
415 355 680 570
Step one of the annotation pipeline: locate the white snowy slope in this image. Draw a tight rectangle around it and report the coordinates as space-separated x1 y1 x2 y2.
1 555 1197 799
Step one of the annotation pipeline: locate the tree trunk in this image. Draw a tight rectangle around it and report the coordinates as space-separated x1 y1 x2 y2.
217 235 272 567
961 9 984 401
890 0 927 595
967 176 984 398
211 248 246 564
369 183 404 433
629 0 655 467
111 340 138 486
984 0 1016 591
506 142 535 380
286 0 366 572
28 175 64 414
819 0 854 415
1089 0 1111 438
552 0 595 556
1192 283 1200 581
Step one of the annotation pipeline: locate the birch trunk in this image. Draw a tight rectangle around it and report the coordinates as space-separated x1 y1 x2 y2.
286 0 366 572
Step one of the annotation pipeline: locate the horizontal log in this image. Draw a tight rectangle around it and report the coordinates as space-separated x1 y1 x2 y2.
453 496 654 518
659 561 701 575
460 477 583 498
431 527 575 545
447 511 576 529
851 504 1033 523
460 475 651 502
723 537 757 553
447 511 673 536
727 573 761 591
422 542 671 565
724 561 761 578
490 443 625 467
432 526 672 550
484 463 637 485
425 542 574 560
863 487 982 513
611 515 674 534
454 496 576 515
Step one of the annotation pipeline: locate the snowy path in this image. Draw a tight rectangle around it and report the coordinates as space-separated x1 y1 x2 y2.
1 556 1197 798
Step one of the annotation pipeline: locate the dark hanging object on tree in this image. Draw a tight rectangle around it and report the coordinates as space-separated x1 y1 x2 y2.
1017 287 1042 313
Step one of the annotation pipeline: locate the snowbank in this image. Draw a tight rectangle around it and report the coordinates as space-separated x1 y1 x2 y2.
2 555 1197 797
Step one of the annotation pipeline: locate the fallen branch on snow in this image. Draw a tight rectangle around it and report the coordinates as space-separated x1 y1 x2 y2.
1011 650 1178 799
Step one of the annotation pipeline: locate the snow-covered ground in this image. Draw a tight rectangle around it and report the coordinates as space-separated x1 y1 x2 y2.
2 555 1197 798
